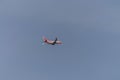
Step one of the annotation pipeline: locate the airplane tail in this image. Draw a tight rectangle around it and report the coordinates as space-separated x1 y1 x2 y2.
42 36 47 41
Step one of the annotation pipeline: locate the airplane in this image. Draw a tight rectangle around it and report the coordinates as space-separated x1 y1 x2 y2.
42 36 62 45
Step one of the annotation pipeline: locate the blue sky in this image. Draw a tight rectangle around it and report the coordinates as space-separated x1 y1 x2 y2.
0 0 120 80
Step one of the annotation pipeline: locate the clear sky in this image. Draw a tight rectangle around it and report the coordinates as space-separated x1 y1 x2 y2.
0 0 120 80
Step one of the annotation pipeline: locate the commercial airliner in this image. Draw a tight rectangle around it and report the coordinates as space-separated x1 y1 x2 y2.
42 36 62 45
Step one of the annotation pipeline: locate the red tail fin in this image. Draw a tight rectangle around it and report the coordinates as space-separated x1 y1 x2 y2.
42 36 47 42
